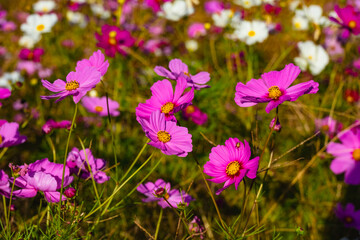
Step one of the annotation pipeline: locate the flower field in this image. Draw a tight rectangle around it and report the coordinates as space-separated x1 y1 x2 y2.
0 0 360 239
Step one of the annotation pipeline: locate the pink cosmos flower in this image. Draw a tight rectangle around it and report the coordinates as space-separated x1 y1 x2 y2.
315 116 343 138
144 0 171 12
330 5 360 35
325 37 344 59
81 96 120 117
0 170 11 198
182 105 208 125
137 111 192 157
42 119 71 134
75 50 109 76
41 66 101 103
203 138 259 195
137 179 194 208
154 59 211 90
13 159 73 202
17 61 41 75
327 127 360 185
95 24 135 57
136 77 194 122
335 203 360 230
18 48 44 62
188 23 207 38
204 1 224 14
66 147 110 184
234 63 319 113
0 122 27 148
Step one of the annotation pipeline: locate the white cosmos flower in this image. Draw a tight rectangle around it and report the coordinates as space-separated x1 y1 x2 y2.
20 13 57 38
295 5 330 27
185 39 198 52
0 72 24 90
233 0 261 8
233 20 269 45
66 11 87 28
90 3 111 19
294 41 329 76
19 34 41 49
33 1 56 13
158 0 194 21
212 9 241 28
292 14 309 30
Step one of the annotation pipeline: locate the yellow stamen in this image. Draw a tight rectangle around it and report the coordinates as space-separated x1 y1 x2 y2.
268 86 282 100
164 193 170 200
353 149 360 161
108 38 117 45
226 161 240 176
36 24 45 31
308 56 313 60
42 7 48 12
109 30 117 38
321 125 329 132
157 130 171 143
345 216 353 223
347 96 354 103
0 135 3 145
349 20 356 29
204 22 211 30
65 80 79 91
294 22 301 29
161 102 174 114
95 106 103 112
248 30 255 37
185 105 195 114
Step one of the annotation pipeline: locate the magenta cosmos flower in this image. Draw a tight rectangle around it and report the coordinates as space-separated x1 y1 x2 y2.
182 105 208 125
204 138 259 195
154 59 211 90
42 119 71 134
137 111 192 157
75 50 109 76
66 147 110 184
144 0 171 12
204 1 224 14
315 116 342 138
41 66 101 103
235 63 319 113
137 179 194 208
18 48 44 62
330 5 360 35
13 159 73 202
136 77 194 122
335 203 360 230
0 122 27 148
327 127 360 185
81 96 120 117
0 170 11 198
95 24 135 57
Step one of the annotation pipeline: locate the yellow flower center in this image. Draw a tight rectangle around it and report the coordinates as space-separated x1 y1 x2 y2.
65 80 79 91
248 30 256 37
164 193 170 200
183 72 190 77
321 125 329 132
352 149 360 161
42 7 49 12
157 130 171 143
244 0 250 5
185 105 195 114
308 55 313 60
349 20 356 29
28 52 34 60
108 38 117 45
36 24 45 31
347 96 354 103
161 102 174 114
109 30 117 37
0 135 3 145
345 216 353 223
268 86 282 100
236 142 241 148
229 10 234 18
226 161 240 176
204 22 211 29
295 22 301 29
95 106 103 112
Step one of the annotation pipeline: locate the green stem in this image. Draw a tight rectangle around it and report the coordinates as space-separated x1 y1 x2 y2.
154 208 163 240
0 148 8 161
163 198 191 236
58 103 78 214
7 177 16 236
2 196 7 235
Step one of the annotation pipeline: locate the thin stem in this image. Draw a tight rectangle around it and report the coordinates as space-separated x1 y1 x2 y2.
241 151 274 237
105 92 119 181
163 198 191 236
7 177 16 236
0 148 8 161
2 196 7 234
154 208 163 240
58 103 78 214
